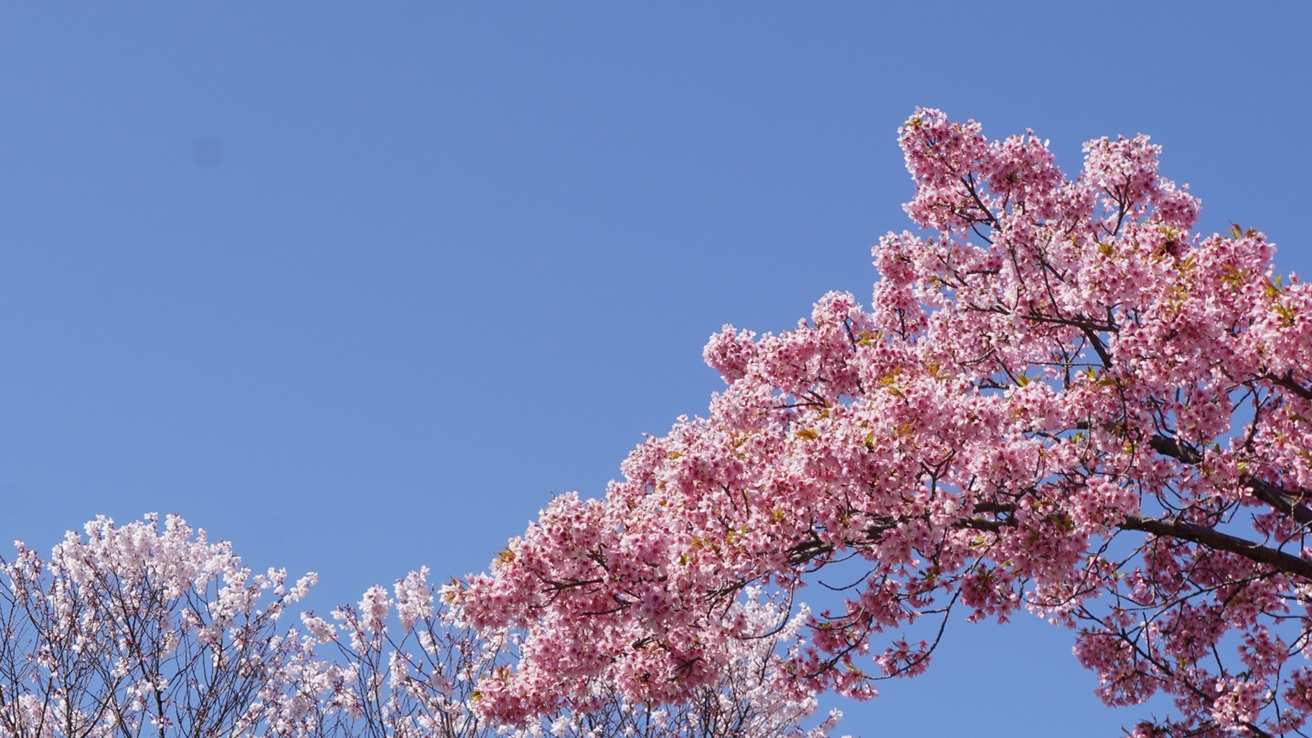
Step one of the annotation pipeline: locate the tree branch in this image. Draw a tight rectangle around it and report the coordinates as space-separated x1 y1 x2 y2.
1247 476 1312 528
1117 514 1312 581
936 497 1312 582
1266 370 1312 401
1150 434 1312 528
1147 435 1203 465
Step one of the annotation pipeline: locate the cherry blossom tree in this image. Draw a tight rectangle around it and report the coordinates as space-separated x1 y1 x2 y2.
0 514 326 737
0 514 840 737
457 109 1312 737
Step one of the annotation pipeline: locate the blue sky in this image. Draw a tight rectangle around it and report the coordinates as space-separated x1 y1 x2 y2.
0 4 1308 735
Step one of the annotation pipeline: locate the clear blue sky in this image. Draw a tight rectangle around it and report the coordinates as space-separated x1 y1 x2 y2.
1 4 1308 735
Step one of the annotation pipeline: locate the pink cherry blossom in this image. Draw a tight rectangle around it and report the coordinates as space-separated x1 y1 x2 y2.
459 109 1312 737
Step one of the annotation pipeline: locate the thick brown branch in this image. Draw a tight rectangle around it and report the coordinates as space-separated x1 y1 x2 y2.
1150 434 1312 527
786 492 1312 586
956 518 1005 534
787 537 834 566
1117 514 1312 581
1078 326 1113 369
1148 434 1204 465
1266 370 1312 401
1247 476 1312 528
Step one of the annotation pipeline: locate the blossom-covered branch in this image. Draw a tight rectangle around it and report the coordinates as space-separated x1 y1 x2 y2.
457 109 1312 737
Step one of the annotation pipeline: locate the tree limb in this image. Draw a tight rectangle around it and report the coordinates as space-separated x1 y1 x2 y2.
1117 514 1312 581
1150 434 1312 528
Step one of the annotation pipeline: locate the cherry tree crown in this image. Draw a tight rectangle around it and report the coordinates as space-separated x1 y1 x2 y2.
456 109 1312 738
